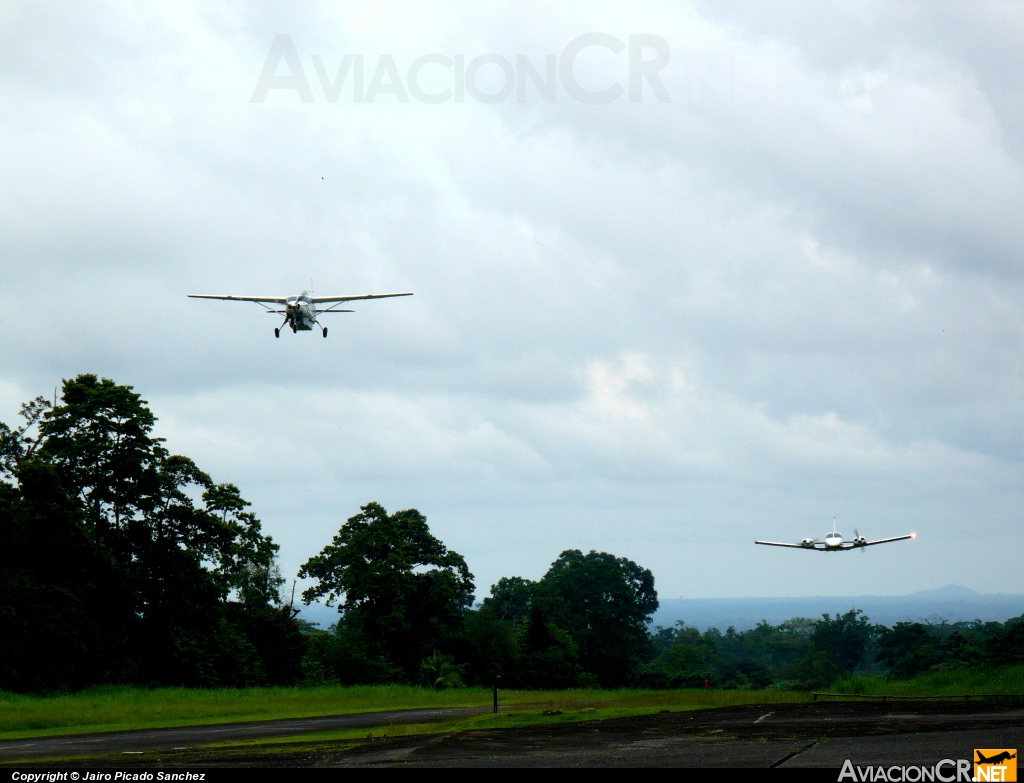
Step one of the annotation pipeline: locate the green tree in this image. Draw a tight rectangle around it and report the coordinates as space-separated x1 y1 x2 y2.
0 396 52 478
985 619 1024 667
458 605 519 685
942 629 982 666
299 502 475 682
0 460 132 692
533 549 658 687
812 609 874 676
203 482 284 607
483 576 534 623
37 375 164 539
788 649 840 690
0 375 301 691
876 622 932 669
640 624 718 688
640 617 819 690
515 604 582 688
874 621 947 678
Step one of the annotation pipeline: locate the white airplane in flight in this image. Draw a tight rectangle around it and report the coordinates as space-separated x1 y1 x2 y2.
188 289 413 338
755 521 915 552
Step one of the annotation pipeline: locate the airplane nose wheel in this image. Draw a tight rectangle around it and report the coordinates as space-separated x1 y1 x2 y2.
322 327 328 338
274 328 280 338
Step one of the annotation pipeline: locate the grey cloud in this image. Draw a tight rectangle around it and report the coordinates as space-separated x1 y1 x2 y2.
1 1 1022 599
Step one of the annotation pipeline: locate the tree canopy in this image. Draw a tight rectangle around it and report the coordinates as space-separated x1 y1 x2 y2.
0 375 300 692
483 576 534 623
5 374 1023 694
299 502 475 682
533 549 659 687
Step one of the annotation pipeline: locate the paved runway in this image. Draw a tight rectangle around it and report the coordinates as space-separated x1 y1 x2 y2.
310 702 1024 768
784 727 1024 767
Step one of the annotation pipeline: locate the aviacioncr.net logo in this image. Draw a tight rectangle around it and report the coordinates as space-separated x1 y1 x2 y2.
839 759 973 782
974 749 1017 782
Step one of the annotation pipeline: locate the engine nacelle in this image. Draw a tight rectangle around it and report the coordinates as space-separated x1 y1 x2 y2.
801 538 815 547
854 536 867 545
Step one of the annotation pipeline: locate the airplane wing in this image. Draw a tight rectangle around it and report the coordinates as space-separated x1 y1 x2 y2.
860 533 915 547
754 540 811 549
311 292 414 303
265 309 353 313
189 295 288 303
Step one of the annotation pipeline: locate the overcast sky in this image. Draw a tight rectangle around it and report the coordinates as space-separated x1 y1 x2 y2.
2 1 1023 604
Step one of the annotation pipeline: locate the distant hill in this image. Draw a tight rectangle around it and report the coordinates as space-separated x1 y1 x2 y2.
651 586 1024 631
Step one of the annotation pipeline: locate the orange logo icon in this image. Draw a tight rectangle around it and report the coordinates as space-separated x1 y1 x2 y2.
974 749 1017 782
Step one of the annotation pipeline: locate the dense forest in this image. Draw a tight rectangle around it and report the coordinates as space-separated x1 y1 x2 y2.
2 376 1022 694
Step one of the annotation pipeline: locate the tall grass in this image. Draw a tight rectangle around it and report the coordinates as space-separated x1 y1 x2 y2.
0 685 492 738
0 685 809 740
830 665 1024 697
5 668 1018 742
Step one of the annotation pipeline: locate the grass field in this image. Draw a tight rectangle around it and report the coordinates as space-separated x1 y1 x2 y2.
0 685 808 741
3 666 1021 743
830 664 1024 697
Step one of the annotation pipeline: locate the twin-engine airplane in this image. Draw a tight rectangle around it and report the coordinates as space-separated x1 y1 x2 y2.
188 289 413 338
755 521 915 552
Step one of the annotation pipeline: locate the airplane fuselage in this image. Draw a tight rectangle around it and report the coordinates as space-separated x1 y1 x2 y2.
285 294 317 331
799 533 848 549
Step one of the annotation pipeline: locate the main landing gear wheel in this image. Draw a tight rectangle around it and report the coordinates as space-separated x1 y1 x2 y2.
322 327 328 338
274 328 280 338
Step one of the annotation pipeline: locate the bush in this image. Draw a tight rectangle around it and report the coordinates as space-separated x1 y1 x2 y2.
419 651 465 689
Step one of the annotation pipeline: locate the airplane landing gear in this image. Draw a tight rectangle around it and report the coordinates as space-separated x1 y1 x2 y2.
274 328 280 338
322 327 328 338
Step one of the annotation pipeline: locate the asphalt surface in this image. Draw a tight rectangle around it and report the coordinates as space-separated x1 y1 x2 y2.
309 701 1024 768
4 700 1023 768
787 727 1024 768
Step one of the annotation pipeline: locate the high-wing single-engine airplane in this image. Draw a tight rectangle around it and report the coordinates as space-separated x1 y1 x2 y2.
188 288 413 338
755 521 915 552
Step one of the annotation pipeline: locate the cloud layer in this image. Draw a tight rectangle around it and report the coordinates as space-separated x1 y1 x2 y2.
2 1 1022 600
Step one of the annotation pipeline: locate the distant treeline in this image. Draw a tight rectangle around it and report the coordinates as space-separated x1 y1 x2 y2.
2 376 1022 693
640 611 1024 690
